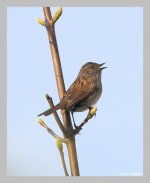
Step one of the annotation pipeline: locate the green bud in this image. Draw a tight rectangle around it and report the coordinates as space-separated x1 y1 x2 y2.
89 106 97 116
36 17 45 26
37 117 45 127
52 7 62 24
87 106 97 119
56 139 63 151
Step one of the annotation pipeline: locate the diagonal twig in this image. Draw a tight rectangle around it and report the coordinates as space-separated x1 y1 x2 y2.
45 94 66 134
74 118 89 135
38 118 68 143
74 107 97 135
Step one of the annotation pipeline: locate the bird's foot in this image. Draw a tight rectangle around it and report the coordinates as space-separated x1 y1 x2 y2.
73 124 82 134
74 124 80 131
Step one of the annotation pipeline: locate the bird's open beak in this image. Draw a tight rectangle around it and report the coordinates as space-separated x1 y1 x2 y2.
98 63 107 70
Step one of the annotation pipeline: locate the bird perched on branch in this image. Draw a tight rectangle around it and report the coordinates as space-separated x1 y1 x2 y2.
38 62 106 129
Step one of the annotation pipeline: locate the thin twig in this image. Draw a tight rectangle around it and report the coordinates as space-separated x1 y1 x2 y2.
45 94 66 134
60 151 69 176
74 107 97 135
74 116 95 135
78 118 89 130
56 140 69 176
38 118 68 143
74 118 89 135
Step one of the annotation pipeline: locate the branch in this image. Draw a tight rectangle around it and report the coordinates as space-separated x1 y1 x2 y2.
37 118 68 143
41 7 80 176
45 94 66 134
60 151 69 176
56 140 69 176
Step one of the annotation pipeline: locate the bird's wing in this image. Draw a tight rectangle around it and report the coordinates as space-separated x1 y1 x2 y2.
64 75 96 109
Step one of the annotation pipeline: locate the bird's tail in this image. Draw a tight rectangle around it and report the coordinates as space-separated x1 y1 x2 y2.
38 103 62 117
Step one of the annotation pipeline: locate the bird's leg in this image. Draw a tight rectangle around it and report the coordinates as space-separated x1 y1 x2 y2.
71 112 79 130
88 106 93 111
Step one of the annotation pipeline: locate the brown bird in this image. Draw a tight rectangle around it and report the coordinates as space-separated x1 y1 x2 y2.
38 62 106 128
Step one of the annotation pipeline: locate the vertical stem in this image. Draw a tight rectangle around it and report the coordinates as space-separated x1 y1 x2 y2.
67 139 80 176
42 7 80 176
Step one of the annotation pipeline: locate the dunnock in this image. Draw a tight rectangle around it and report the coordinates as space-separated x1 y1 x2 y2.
38 62 106 128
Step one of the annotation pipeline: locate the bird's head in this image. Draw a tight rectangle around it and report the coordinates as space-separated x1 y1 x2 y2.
78 62 107 75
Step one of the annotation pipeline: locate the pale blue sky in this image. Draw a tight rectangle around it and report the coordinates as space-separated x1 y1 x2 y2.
7 7 143 176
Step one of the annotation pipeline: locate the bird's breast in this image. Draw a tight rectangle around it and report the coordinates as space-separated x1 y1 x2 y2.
86 85 102 106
